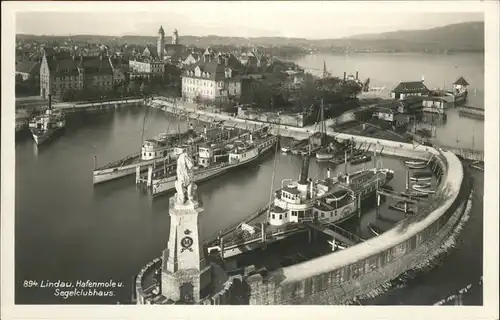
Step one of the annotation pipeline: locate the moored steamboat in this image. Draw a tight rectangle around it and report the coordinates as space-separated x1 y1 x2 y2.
206 151 394 259
147 127 277 197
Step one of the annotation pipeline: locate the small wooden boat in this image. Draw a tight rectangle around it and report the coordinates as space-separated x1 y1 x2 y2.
405 160 426 166
389 201 415 214
410 171 432 182
367 223 381 236
368 221 393 235
407 163 428 169
350 154 372 165
412 185 436 194
400 191 429 199
413 182 431 188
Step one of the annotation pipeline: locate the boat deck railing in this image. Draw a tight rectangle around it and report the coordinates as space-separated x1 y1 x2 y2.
203 203 271 246
96 152 142 170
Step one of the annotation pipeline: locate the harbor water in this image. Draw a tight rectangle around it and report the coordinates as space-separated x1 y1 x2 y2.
15 53 484 305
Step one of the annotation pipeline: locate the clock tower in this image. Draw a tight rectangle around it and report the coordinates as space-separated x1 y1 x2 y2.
161 153 212 303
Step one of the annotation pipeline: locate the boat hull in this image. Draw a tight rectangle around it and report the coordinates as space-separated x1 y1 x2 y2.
93 166 138 184
31 127 64 146
407 164 428 169
316 152 334 161
410 176 432 182
412 185 435 194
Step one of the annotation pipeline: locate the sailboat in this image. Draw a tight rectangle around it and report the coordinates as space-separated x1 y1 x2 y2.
315 100 344 161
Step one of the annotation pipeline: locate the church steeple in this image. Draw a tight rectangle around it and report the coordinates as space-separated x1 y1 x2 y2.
157 25 165 60
323 60 329 79
172 29 179 45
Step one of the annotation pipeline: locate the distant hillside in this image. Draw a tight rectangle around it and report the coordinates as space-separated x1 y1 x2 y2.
344 21 484 51
16 21 484 53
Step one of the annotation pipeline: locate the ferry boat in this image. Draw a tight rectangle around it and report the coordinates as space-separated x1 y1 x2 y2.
149 130 277 197
29 94 66 146
92 124 239 184
206 154 394 259
92 130 199 184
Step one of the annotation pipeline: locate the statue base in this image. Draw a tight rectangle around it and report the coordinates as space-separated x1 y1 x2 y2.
162 192 211 303
161 266 212 303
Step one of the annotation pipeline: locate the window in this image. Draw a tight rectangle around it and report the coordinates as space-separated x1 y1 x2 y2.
272 214 275 219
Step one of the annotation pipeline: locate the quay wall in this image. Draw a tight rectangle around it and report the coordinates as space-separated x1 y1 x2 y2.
245 149 466 305
52 98 144 113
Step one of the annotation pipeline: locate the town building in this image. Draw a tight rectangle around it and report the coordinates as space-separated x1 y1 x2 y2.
183 52 201 66
391 80 429 100
108 57 129 84
39 48 113 100
128 58 165 80
16 60 40 81
181 50 244 104
238 49 267 72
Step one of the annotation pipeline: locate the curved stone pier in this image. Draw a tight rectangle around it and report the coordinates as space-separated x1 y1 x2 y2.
245 145 465 305
148 99 468 305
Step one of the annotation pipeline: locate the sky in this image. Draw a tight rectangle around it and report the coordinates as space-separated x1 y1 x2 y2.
14 2 484 39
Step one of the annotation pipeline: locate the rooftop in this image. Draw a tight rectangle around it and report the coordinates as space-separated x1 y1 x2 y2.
16 60 40 74
453 76 469 86
392 81 429 94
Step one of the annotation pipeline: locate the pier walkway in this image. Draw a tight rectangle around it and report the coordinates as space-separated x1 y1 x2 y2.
149 98 484 163
16 96 145 113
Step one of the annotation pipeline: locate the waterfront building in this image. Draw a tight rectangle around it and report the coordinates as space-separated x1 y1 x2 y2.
238 48 267 72
422 96 455 114
391 80 429 100
39 48 113 100
376 104 398 122
181 50 244 103
453 76 469 94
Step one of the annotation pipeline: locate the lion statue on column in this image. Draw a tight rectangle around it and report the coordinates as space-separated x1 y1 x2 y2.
175 150 197 204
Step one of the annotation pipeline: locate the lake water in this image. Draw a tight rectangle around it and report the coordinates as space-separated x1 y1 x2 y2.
294 53 485 150
15 53 484 305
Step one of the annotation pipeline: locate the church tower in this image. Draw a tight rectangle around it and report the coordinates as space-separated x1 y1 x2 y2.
157 25 165 60
172 29 179 45
161 161 212 304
